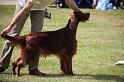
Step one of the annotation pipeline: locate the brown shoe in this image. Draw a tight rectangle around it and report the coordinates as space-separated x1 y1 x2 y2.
29 69 46 76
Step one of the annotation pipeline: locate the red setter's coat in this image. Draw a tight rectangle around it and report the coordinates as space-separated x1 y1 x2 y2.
1 11 90 76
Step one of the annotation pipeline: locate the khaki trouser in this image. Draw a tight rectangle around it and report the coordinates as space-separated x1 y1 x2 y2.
0 2 45 70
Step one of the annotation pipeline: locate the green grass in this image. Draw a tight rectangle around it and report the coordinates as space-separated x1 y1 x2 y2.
0 5 124 82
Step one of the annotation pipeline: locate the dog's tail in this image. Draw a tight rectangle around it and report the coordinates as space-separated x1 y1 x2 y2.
1 32 26 46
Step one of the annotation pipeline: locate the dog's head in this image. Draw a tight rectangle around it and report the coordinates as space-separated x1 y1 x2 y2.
67 11 90 30
73 11 90 22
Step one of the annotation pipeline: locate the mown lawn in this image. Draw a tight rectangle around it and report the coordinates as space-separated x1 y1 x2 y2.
0 5 124 82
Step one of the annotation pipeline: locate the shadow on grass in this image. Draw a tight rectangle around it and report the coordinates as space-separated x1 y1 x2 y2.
76 74 124 82
43 73 124 82
1 72 124 82
0 72 12 74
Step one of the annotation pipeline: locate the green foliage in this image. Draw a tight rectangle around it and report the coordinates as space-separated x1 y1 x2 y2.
0 6 124 82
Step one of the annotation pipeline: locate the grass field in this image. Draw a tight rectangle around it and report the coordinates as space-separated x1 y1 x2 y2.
0 6 124 82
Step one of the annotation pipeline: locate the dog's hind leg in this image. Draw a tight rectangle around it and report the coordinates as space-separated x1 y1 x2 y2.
12 61 17 75
16 59 24 76
12 56 22 75
12 59 20 75
15 48 27 76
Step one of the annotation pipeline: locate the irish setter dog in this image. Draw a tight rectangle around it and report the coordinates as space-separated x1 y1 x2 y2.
1 11 90 76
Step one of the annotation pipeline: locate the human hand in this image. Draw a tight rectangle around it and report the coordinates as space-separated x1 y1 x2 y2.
1 26 11 37
73 11 90 22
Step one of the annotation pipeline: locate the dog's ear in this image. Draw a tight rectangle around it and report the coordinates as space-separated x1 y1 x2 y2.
73 11 90 22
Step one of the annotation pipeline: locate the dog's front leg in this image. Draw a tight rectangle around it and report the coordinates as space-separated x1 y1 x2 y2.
60 54 73 75
60 58 66 74
65 55 74 75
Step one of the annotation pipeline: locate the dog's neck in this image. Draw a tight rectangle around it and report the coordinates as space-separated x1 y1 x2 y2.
66 18 79 32
65 17 80 40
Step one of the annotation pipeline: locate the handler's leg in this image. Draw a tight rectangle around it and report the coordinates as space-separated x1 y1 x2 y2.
0 3 29 72
28 10 45 76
